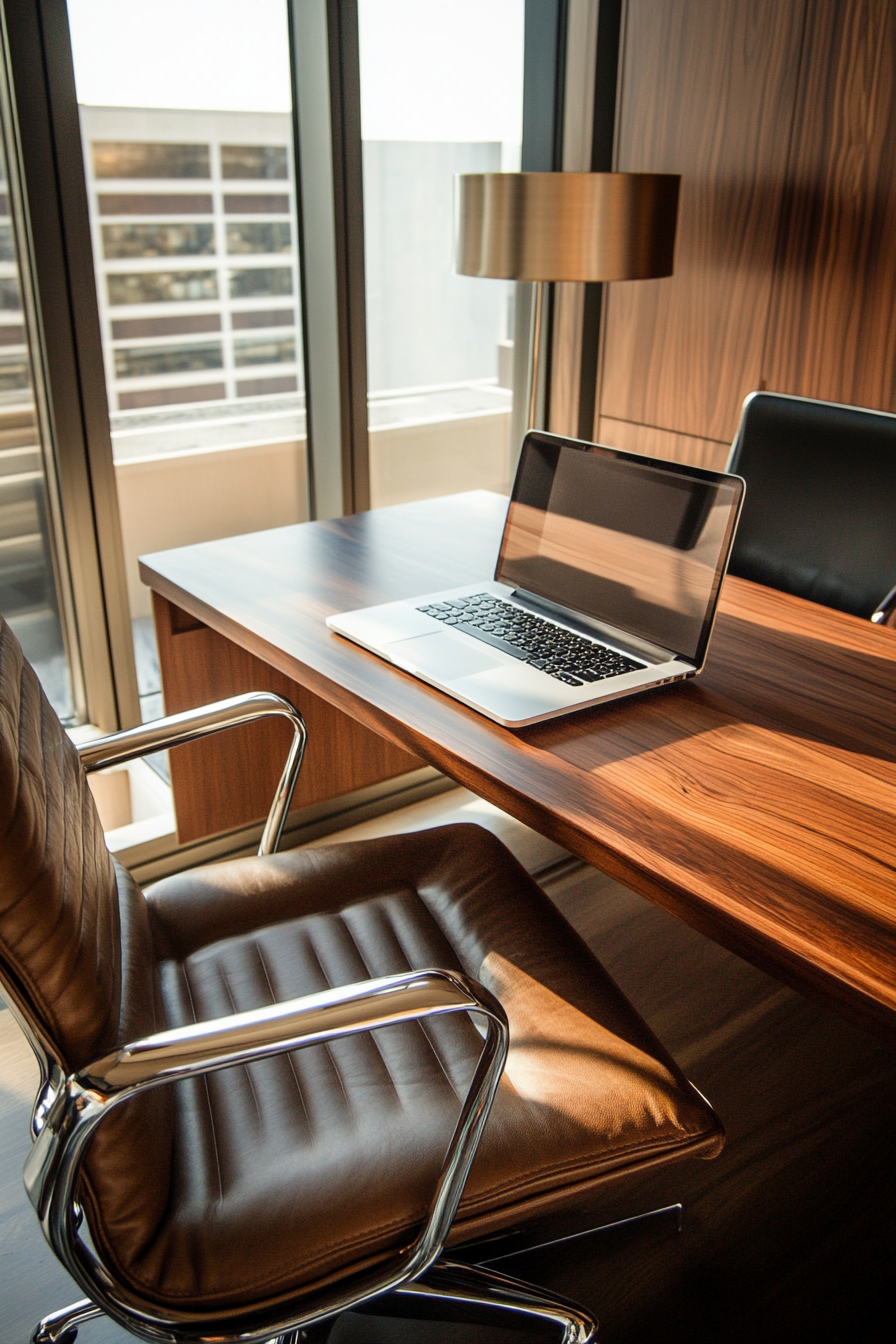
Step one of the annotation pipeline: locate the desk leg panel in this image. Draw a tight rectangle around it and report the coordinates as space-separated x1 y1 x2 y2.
152 593 424 844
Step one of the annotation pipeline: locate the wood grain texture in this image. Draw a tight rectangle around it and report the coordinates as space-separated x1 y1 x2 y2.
153 592 422 844
763 0 896 410
596 416 729 469
141 493 896 1031
524 867 896 1344
597 0 805 443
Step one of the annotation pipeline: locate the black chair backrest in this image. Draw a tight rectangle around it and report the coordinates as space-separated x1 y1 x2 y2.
727 392 896 618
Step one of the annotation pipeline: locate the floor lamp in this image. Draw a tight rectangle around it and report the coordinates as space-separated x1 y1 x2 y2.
455 172 680 431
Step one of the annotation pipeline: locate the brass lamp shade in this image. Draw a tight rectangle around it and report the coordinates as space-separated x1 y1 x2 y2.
456 172 680 282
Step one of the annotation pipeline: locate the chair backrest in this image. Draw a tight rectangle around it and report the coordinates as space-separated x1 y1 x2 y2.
727 392 896 618
0 615 165 1071
0 616 174 1273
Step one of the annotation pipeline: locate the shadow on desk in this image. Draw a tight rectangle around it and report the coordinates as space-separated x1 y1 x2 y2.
527 612 896 771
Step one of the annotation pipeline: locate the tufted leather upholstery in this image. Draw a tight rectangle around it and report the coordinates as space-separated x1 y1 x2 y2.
727 392 896 618
0 616 723 1318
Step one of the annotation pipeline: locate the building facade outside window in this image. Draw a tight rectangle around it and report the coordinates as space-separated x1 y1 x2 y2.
68 1 309 744
80 107 302 417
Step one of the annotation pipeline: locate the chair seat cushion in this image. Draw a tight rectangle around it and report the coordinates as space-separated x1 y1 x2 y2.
84 824 722 1313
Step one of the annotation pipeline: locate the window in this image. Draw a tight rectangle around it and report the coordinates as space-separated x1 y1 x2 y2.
113 341 224 379
0 0 563 876
107 270 219 304
67 0 307 735
92 141 211 178
226 221 291 254
233 335 296 366
228 266 292 299
358 0 525 508
0 275 19 309
221 144 288 179
101 223 215 258
0 351 29 391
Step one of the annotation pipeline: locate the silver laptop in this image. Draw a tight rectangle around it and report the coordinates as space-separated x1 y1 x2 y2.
328 431 745 727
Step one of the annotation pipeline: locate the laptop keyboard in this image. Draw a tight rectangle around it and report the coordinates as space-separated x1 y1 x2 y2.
416 593 644 686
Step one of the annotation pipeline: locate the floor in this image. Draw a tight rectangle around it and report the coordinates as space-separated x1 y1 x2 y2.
2 795 895 1343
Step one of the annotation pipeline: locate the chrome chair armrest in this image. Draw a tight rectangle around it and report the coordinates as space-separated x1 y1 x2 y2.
76 691 306 855
82 968 500 1093
871 583 896 628
24 968 509 1344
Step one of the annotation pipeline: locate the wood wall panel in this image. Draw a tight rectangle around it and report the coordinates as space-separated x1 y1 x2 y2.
597 0 806 443
763 0 896 410
596 416 729 470
153 593 423 844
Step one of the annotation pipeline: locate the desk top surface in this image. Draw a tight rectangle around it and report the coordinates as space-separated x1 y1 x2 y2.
141 491 896 1032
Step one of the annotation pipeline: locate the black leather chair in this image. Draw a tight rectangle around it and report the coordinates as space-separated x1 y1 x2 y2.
727 391 896 623
0 616 724 1344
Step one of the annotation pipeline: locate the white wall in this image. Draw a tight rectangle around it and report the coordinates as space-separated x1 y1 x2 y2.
369 412 511 507
116 437 308 616
117 412 512 616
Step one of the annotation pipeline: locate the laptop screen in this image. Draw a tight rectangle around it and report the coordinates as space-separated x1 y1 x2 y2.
495 434 744 662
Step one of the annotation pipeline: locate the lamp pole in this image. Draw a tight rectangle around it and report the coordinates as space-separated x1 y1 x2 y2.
527 280 546 431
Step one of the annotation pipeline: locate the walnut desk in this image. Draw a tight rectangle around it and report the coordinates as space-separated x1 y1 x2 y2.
140 490 896 1035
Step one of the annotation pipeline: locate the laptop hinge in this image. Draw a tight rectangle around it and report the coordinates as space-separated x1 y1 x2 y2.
508 589 677 665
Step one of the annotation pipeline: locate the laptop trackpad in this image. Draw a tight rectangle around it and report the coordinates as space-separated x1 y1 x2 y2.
385 631 503 679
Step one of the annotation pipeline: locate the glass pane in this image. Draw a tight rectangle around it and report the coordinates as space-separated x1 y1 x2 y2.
0 123 76 720
101 224 216 259
221 144 288 179
107 270 221 305
358 0 525 508
67 0 307 725
92 141 212 178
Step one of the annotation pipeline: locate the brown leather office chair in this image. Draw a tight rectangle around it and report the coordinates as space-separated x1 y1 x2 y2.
0 616 724 1344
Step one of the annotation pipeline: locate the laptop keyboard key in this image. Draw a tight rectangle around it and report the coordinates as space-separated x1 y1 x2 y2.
418 594 645 682
455 622 529 660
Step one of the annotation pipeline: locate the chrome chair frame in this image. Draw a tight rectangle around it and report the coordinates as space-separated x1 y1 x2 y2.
15 693 593 1344
871 583 896 628
26 967 510 1344
7 691 308 1138
77 690 309 858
